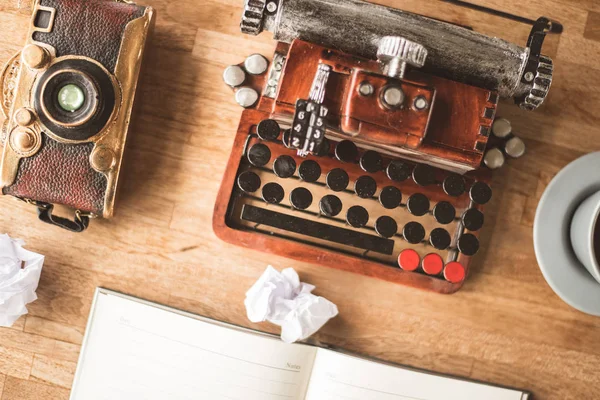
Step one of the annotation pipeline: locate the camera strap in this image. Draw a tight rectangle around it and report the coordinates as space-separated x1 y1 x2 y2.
36 203 90 233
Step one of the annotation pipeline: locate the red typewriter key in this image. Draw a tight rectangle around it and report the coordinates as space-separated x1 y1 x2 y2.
422 253 444 276
444 262 466 283
398 249 420 271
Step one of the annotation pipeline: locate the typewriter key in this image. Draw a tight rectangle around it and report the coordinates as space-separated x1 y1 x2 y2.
484 148 505 170
223 65 246 87
237 171 261 193
444 262 466 283
492 118 512 138
375 216 398 238
290 187 313 210
462 209 484 231
354 176 377 199
247 143 271 167
458 233 480 256
315 138 330 157
412 164 436 186
443 175 466 197
379 186 402 209
505 137 526 159
282 129 292 148
257 119 280 141
360 150 383 173
245 54 269 75
422 253 444 276
273 155 297 178
335 140 359 163
319 195 343 217
403 222 426 244
346 206 369 228
262 182 285 204
398 249 420 271
407 193 430 217
469 182 492 205
386 160 412 182
429 228 451 250
326 168 350 192
433 202 456 225
299 160 322 183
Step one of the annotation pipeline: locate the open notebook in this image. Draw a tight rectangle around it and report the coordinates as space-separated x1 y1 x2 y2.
70 289 530 400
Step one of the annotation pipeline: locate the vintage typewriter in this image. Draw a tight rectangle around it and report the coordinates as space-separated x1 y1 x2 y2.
214 0 559 293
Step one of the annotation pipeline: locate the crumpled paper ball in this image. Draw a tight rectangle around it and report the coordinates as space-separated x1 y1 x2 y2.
0 234 45 327
244 266 339 343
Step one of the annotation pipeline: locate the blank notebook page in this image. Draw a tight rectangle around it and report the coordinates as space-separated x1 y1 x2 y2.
304 350 527 400
70 291 316 400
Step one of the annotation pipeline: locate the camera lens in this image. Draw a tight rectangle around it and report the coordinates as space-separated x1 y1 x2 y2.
57 84 85 112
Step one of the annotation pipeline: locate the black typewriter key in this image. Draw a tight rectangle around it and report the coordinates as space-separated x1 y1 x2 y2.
379 186 402 209
360 150 383 173
407 193 430 217
262 182 284 204
326 168 350 192
470 182 493 205
387 160 412 182
247 143 271 167
290 187 313 210
237 171 261 193
443 174 466 197
319 195 343 217
354 176 377 199
346 206 369 228
335 140 359 163
429 228 451 250
412 164 436 187
403 222 426 244
462 208 485 231
282 129 292 148
315 138 330 157
375 216 398 238
298 160 322 183
273 155 297 178
433 201 456 225
257 119 280 141
458 233 480 256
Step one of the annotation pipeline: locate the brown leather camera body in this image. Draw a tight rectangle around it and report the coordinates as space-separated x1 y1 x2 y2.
0 0 154 231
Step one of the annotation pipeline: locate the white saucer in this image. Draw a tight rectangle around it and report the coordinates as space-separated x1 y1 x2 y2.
534 152 600 316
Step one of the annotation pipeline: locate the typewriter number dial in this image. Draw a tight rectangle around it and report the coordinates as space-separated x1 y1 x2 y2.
291 100 328 157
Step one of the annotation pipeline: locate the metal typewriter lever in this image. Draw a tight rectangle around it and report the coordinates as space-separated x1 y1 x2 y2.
377 36 428 79
290 63 332 157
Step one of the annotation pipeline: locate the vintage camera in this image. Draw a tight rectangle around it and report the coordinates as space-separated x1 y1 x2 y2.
215 0 560 293
0 0 155 232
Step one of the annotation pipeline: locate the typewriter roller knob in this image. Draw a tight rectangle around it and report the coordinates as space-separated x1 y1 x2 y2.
377 36 428 79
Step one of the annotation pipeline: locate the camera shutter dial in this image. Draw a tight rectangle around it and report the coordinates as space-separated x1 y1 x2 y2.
21 44 49 70
377 36 428 79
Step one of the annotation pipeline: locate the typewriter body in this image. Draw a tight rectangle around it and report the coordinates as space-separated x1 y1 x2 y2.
214 0 557 293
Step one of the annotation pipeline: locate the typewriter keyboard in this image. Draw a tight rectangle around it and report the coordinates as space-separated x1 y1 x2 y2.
224 117 492 286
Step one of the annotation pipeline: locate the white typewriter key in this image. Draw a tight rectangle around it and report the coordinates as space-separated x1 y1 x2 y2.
484 148 505 169
505 137 526 159
244 54 269 75
223 65 246 87
235 87 259 108
492 118 512 138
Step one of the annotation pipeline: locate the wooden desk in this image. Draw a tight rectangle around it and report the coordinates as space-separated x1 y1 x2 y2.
0 0 599 398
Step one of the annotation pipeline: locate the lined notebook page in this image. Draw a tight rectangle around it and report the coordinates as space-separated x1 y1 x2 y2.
70 291 316 400
305 350 527 400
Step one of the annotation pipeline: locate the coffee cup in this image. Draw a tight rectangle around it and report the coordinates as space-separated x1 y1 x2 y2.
570 190 600 284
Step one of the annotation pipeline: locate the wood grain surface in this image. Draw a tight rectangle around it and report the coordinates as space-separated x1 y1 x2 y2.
0 0 599 399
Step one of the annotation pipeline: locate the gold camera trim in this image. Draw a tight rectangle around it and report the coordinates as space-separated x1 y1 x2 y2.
0 0 155 219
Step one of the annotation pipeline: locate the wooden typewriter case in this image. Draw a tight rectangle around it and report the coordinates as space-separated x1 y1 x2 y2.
214 40 495 294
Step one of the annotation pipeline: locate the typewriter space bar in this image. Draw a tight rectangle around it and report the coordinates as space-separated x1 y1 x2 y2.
241 205 395 255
